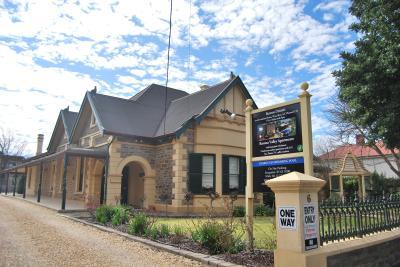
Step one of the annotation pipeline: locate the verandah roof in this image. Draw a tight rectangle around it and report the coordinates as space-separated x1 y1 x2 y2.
0 147 107 174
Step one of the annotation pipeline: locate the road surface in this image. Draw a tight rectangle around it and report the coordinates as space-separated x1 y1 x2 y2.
0 196 202 267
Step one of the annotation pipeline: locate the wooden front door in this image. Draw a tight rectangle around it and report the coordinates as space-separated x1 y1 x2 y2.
100 167 105 205
120 166 129 205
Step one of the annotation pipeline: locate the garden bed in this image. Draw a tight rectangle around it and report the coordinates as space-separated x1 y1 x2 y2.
83 205 275 266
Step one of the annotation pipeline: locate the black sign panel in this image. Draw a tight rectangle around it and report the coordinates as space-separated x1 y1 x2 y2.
253 157 304 192
252 103 302 157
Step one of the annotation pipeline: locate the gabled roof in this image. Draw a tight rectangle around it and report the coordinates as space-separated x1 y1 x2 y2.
47 108 78 152
330 151 371 176
154 76 257 136
62 109 78 139
71 75 257 140
130 84 188 104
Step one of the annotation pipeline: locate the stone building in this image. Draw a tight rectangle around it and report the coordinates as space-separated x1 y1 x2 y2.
4 74 262 213
0 153 25 193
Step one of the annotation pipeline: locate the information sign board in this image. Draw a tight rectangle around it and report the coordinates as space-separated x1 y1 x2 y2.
253 157 304 192
252 103 302 157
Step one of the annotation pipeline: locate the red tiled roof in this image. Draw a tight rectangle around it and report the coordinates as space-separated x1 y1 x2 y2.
319 142 397 160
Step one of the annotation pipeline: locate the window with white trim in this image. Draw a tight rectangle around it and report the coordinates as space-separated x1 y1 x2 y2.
188 153 215 194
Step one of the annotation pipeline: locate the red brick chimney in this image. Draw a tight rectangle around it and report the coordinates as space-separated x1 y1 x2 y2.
356 134 365 145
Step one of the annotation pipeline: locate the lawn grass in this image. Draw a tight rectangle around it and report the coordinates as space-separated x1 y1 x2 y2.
155 216 276 249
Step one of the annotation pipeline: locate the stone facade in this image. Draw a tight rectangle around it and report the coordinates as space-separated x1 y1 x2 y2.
118 141 174 204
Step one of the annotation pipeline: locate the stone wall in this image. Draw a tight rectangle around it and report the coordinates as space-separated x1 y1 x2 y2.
119 141 174 204
154 144 173 204
327 236 400 267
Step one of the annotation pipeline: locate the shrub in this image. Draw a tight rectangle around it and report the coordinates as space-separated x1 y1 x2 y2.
255 205 275 216
111 206 130 226
170 225 186 244
95 205 114 224
191 219 244 254
159 224 170 238
145 225 159 240
172 225 185 236
232 206 245 217
127 213 154 236
265 206 275 216
255 205 266 216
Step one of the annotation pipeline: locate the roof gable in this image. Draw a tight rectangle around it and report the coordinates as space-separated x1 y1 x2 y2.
47 108 78 152
69 76 257 141
154 76 257 137
70 91 103 144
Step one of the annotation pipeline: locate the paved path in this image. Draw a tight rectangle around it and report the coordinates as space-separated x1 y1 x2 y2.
0 196 202 267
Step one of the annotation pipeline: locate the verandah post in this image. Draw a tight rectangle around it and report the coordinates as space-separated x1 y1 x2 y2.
23 166 27 198
61 154 69 210
5 172 9 195
13 168 17 196
37 161 43 202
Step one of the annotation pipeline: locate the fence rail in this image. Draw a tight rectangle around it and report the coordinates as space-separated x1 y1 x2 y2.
319 195 400 245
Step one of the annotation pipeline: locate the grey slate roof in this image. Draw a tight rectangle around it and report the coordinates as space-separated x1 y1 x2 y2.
83 76 256 139
153 79 233 136
61 109 78 139
47 108 78 152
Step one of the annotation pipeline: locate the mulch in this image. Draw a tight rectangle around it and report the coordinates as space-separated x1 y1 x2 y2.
83 217 274 266
222 250 274 267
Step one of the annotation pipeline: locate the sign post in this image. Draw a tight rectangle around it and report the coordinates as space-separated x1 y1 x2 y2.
245 82 313 250
245 98 254 250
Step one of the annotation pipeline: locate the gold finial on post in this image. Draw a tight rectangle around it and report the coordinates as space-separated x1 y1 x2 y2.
245 99 253 112
299 82 310 97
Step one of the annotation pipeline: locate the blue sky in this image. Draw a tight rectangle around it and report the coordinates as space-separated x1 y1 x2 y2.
0 0 356 155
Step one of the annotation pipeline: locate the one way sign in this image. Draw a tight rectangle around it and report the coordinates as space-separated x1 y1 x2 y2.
278 207 297 230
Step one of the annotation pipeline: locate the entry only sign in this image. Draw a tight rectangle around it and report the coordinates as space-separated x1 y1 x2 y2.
253 157 305 192
278 207 297 230
304 204 318 250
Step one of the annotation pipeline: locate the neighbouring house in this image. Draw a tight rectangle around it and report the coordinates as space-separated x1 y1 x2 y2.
0 152 25 193
2 74 264 213
319 135 399 179
319 135 400 199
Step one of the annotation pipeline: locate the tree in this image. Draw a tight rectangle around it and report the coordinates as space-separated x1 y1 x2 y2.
0 128 26 157
332 0 400 177
0 128 26 192
0 127 26 170
329 99 400 177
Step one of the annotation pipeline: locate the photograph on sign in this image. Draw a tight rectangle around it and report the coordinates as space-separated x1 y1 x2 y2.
253 157 304 192
252 102 302 157
304 203 318 251
278 207 297 230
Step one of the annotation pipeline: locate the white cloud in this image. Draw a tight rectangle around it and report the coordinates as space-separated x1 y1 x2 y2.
0 43 102 154
0 0 356 155
314 1 350 13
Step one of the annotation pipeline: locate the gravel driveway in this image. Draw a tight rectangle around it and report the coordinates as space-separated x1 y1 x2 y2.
0 196 203 267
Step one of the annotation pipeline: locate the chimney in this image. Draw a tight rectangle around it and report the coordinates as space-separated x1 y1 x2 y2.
200 84 210 90
355 134 365 145
36 134 44 155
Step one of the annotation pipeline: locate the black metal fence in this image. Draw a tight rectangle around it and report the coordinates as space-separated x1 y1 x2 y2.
319 195 400 245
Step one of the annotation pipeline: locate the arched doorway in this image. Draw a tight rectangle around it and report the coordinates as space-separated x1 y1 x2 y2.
114 155 155 208
120 162 145 208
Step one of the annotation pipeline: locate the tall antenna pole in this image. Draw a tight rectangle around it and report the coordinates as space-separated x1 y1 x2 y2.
163 0 173 135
